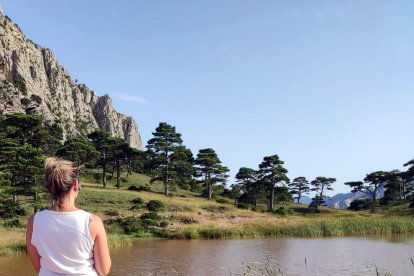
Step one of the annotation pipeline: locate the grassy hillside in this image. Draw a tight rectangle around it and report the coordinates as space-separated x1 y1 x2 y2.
1 172 414 256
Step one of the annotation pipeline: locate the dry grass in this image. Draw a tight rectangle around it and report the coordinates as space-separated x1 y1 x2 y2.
1 172 414 255
0 227 26 256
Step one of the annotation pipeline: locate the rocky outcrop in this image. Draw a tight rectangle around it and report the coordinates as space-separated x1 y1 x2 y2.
0 10 143 149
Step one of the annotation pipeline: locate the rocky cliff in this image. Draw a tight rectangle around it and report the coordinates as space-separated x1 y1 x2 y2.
0 10 143 149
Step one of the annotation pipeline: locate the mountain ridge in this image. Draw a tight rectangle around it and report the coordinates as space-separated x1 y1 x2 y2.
0 9 143 149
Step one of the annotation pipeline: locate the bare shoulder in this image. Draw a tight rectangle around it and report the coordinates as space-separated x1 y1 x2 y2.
89 214 105 240
90 214 104 227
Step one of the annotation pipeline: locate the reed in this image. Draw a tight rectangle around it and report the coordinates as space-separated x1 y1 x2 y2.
174 217 414 239
107 234 134 248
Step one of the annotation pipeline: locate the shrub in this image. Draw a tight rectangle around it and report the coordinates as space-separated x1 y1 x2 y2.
216 198 230 204
0 201 27 219
20 97 30 106
121 217 143 233
105 216 147 234
147 200 164 212
131 197 145 205
237 203 249 209
130 197 145 210
4 219 22 228
30 94 42 104
140 212 161 227
127 184 151 191
159 220 169 228
93 172 101 183
103 220 124 234
348 199 371 211
274 207 293 216
104 209 119 216
13 79 27 95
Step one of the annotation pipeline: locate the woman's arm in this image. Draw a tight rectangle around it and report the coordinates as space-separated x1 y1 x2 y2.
90 215 111 276
26 215 40 273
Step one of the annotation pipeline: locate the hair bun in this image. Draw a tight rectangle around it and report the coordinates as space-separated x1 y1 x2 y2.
45 157 59 171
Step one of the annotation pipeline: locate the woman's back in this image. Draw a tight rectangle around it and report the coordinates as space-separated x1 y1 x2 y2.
32 209 98 276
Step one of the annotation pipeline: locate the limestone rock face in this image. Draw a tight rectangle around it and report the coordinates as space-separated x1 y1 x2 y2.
0 11 143 149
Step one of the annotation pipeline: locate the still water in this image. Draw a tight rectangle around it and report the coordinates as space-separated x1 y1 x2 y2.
1 236 414 276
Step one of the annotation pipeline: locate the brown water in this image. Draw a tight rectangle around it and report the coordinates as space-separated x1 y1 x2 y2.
1 236 414 276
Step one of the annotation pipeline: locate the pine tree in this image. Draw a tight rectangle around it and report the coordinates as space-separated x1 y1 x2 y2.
258 155 289 211
147 122 183 195
311 177 336 213
289 176 310 204
195 148 229 199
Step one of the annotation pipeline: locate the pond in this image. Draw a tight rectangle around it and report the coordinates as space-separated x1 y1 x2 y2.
1 236 414 275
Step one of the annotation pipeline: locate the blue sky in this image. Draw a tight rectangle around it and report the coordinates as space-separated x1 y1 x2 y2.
2 1 414 195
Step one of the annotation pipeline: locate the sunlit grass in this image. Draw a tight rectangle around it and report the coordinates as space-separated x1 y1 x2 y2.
0 227 26 256
1 171 414 256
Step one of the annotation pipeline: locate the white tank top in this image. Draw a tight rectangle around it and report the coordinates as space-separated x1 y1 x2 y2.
31 209 98 276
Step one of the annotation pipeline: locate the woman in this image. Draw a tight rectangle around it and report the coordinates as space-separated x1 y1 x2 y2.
26 157 111 276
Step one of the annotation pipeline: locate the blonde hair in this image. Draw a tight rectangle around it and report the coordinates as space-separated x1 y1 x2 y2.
44 157 79 206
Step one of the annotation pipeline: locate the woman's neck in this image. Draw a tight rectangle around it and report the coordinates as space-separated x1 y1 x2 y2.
50 197 78 212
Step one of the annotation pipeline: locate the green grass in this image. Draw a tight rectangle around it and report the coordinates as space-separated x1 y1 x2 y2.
160 217 414 239
1 171 414 256
0 243 26 256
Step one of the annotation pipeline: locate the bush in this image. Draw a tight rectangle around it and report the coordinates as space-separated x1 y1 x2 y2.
216 198 230 204
93 172 101 183
105 216 147 234
147 200 164 212
4 219 22 228
159 220 169 228
121 217 143 233
0 201 27 219
140 212 161 227
274 207 293 216
130 197 145 210
127 184 151 191
131 197 145 205
20 97 30 106
30 94 42 104
104 209 119 216
348 199 372 211
237 203 249 209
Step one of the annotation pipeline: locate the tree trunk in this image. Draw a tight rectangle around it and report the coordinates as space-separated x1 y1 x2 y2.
207 175 212 200
116 159 120 189
33 191 38 213
102 163 107 188
164 150 169 196
268 187 275 211
371 187 377 213
254 198 258 209
403 181 407 201
314 202 319 213
297 194 301 204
